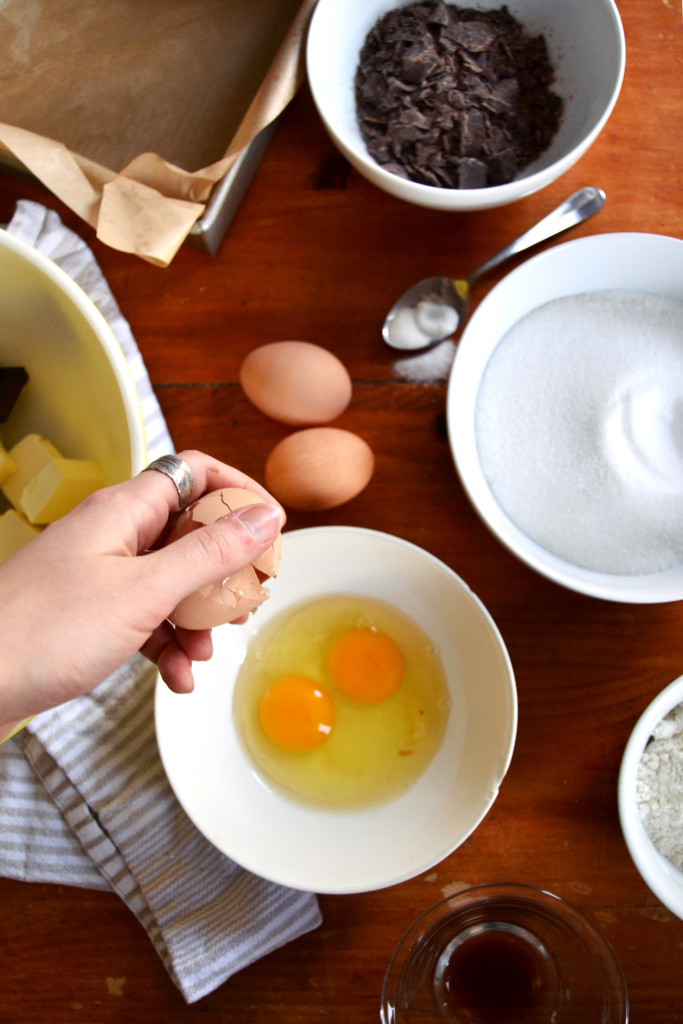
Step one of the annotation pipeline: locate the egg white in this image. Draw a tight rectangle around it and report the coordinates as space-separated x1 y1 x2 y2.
233 593 450 809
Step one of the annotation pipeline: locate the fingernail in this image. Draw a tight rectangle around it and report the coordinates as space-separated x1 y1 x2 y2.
233 503 284 543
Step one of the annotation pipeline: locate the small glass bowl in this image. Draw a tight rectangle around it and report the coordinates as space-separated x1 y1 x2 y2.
381 883 628 1023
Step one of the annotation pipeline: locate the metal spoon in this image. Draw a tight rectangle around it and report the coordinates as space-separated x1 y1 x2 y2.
382 186 606 352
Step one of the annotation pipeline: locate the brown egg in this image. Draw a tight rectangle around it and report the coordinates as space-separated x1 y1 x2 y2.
265 427 374 510
164 487 282 629
239 341 352 425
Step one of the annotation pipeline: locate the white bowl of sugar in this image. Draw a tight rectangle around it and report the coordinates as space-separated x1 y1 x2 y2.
618 674 683 919
447 232 683 602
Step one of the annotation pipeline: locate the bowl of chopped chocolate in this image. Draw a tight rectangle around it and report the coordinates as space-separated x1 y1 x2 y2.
306 0 625 210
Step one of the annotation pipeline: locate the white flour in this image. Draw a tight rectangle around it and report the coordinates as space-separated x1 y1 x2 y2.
636 702 683 871
474 289 683 574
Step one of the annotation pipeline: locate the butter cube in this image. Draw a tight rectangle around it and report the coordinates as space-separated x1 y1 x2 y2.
0 509 41 564
20 457 105 524
1 434 61 508
0 440 17 485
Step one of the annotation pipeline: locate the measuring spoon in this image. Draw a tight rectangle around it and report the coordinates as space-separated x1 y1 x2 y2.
382 186 606 352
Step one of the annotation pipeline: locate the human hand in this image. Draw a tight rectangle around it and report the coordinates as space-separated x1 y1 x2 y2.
0 450 285 732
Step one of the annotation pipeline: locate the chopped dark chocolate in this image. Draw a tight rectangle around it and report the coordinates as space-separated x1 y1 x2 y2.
354 1 563 190
0 366 28 423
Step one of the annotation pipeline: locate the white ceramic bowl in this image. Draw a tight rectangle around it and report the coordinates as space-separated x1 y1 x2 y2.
155 526 517 894
306 0 625 211
618 675 683 920
447 232 683 603
0 229 146 484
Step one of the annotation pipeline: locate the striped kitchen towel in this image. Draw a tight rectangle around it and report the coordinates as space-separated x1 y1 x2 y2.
0 202 321 1003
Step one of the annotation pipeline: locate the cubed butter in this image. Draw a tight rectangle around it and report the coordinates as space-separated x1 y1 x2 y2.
1 433 61 508
0 440 17 485
20 457 105 524
0 508 41 564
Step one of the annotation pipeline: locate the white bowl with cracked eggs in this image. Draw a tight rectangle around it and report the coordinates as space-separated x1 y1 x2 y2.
155 526 517 894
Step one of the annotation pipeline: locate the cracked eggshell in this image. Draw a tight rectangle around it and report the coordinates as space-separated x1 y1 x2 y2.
165 487 282 629
240 341 352 425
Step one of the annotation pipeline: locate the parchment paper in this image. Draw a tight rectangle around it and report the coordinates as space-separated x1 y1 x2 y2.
0 0 317 265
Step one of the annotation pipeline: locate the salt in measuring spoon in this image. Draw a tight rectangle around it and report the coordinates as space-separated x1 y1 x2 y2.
382 186 606 353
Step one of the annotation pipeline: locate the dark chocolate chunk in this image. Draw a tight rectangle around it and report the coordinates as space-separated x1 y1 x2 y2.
458 157 489 189
0 366 28 423
402 38 440 83
446 21 497 52
354 1 563 190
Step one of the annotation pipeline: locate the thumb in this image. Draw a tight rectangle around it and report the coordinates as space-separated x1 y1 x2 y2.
146 502 285 610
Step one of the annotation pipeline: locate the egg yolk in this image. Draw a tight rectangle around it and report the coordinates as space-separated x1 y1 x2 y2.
258 675 335 753
328 628 404 703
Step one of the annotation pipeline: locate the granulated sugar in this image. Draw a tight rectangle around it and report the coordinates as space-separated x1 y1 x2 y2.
474 289 683 574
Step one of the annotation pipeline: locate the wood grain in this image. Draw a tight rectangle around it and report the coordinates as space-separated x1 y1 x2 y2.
1 0 682 1019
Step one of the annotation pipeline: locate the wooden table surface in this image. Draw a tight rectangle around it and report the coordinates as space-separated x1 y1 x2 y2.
1 0 682 1020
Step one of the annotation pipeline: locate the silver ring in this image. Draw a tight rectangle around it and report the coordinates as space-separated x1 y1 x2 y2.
144 455 195 509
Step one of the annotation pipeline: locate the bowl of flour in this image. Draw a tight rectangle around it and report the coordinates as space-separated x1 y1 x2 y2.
446 231 683 602
618 675 683 919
